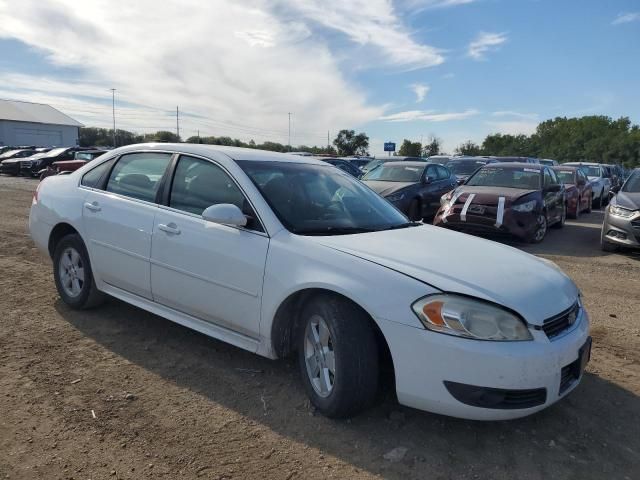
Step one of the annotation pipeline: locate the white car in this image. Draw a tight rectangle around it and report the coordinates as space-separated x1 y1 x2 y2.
29 144 591 420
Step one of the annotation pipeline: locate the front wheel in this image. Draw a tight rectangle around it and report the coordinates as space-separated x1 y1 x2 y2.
552 204 566 228
297 295 379 418
528 212 548 243
53 234 105 309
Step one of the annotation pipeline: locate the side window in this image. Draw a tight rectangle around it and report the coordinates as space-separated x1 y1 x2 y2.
543 169 553 188
426 165 438 181
81 158 116 188
169 155 262 231
106 152 172 202
548 168 559 185
436 165 450 180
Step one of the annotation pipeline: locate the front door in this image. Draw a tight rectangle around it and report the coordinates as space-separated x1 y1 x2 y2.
82 152 172 299
150 154 269 338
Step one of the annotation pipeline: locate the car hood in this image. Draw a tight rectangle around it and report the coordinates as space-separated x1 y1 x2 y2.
615 192 640 210
308 225 578 325
363 181 415 197
447 186 538 207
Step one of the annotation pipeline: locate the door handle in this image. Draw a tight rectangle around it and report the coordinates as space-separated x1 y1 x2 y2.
84 201 101 212
157 223 181 235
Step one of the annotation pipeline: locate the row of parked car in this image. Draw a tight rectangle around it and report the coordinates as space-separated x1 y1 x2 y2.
308 154 636 249
0 145 107 178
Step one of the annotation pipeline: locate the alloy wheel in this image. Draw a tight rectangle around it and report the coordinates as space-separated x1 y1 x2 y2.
534 214 547 242
58 247 85 298
304 314 336 397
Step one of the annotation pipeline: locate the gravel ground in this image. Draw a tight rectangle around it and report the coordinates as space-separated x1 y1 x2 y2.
0 175 638 480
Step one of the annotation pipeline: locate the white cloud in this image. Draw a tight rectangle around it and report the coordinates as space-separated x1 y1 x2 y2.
492 111 539 121
286 0 444 69
403 0 475 11
612 12 640 25
468 32 507 60
410 83 430 102
379 109 479 122
0 0 447 145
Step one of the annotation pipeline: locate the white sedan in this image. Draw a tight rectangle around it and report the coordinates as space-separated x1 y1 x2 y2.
29 144 591 420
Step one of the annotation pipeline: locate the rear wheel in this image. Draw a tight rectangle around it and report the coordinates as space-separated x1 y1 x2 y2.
572 198 581 219
585 195 592 213
407 199 421 221
552 204 566 228
297 294 379 418
53 234 105 309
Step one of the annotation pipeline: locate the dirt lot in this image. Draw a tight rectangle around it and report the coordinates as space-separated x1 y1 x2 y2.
0 175 638 480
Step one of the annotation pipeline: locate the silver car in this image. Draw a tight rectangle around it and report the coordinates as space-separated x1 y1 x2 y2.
601 168 640 251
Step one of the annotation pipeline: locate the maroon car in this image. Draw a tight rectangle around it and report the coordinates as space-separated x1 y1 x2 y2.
552 166 592 218
434 163 566 243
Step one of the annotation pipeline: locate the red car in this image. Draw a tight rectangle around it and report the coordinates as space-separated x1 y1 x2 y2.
39 150 107 180
552 166 592 218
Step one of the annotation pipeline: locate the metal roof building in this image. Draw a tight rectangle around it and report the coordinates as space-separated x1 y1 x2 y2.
0 99 83 147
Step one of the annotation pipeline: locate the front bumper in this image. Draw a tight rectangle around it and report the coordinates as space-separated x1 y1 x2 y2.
376 307 590 420
602 207 640 248
434 205 538 241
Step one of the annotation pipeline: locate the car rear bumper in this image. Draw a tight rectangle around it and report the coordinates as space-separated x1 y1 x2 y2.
376 307 590 420
602 208 640 248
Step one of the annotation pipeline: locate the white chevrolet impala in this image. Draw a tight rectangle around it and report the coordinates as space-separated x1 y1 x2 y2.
29 144 591 420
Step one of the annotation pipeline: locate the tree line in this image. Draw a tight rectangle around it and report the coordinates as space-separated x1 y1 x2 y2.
79 115 640 167
79 127 370 157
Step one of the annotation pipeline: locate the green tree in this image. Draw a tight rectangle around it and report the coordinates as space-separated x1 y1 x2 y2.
422 135 441 157
398 139 422 157
333 129 369 156
455 140 482 156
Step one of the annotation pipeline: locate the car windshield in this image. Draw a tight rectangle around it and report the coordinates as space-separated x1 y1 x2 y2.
622 172 640 193
467 166 541 189
555 171 575 184
581 166 601 177
362 159 384 171
43 148 68 157
447 160 486 175
238 161 411 235
362 164 424 182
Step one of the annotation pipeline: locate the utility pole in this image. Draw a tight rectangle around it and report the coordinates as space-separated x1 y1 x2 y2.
176 106 180 141
110 88 116 147
197 129 200 144
327 130 330 153
288 112 291 151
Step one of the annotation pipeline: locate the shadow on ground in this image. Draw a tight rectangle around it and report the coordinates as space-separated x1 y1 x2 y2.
56 298 640 479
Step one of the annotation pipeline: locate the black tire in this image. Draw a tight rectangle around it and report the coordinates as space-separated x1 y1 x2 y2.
528 212 548 243
593 191 602 210
53 233 105 309
601 239 618 252
552 204 566 229
585 195 592 213
407 199 421 221
570 198 580 219
297 294 379 418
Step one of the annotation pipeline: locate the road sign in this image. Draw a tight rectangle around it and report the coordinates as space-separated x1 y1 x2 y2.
384 142 396 152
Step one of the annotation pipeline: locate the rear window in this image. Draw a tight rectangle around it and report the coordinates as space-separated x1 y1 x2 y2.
362 164 424 182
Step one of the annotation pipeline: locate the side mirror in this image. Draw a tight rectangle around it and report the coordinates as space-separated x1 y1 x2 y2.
202 203 247 227
546 184 561 192
423 175 433 184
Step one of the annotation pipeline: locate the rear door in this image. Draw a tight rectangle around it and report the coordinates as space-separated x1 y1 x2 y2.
150 154 269 338
543 167 562 222
82 151 173 299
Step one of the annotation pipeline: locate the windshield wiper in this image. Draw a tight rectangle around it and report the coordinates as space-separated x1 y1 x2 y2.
377 221 421 231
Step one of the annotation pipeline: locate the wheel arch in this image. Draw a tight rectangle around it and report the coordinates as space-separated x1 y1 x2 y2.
270 288 395 383
48 222 80 258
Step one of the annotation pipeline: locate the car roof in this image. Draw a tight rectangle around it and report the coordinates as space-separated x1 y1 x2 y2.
109 143 327 165
563 162 600 166
553 165 579 170
482 162 544 170
379 161 428 167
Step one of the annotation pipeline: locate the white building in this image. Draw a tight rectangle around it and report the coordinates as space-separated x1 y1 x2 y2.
0 99 82 147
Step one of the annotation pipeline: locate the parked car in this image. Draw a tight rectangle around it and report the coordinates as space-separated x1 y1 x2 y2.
40 149 108 180
362 161 456 221
426 155 453 165
490 156 540 164
19 147 88 177
361 156 426 176
29 143 591 420
341 157 371 171
539 159 559 167
552 166 593 218
0 149 38 175
601 168 640 252
434 163 566 243
447 157 498 185
320 158 362 177
563 162 611 209
601 163 624 190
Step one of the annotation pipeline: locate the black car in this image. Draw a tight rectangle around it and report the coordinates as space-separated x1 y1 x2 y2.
18 147 88 177
362 161 456 221
447 157 498 185
0 149 38 175
321 158 362 177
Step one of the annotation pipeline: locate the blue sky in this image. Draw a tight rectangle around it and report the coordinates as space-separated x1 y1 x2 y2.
0 0 638 153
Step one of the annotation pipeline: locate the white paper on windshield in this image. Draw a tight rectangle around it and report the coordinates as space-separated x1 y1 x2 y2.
524 168 539 173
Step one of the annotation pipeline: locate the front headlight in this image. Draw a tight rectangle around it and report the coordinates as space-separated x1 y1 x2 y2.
512 199 537 213
412 294 532 341
386 192 405 202
609 204 635 218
